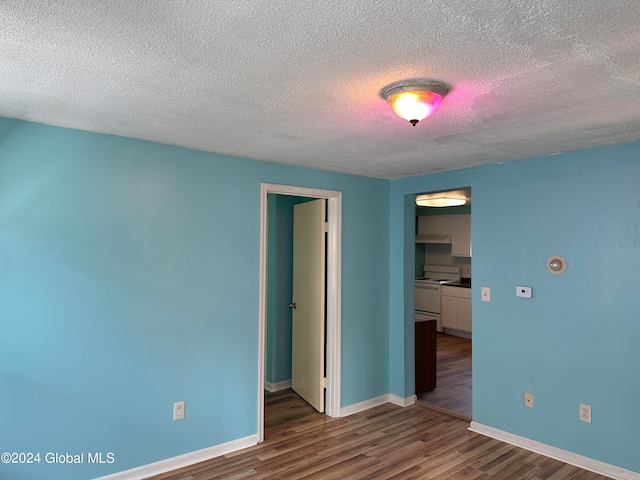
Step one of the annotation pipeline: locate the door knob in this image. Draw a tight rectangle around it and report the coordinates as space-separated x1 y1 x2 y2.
289 302 296 309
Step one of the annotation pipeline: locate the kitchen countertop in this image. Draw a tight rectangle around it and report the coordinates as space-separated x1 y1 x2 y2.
446 279 471 288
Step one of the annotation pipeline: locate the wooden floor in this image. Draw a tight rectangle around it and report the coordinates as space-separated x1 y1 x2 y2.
417 333 472 420
148 389 611 480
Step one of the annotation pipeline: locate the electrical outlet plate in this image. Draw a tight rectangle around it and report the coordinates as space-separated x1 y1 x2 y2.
524 392 534 408
173 401 185 421
579 403 592 423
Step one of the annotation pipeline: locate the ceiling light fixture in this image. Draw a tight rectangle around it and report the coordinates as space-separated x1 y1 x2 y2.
416 195 466 207
380 79 450 126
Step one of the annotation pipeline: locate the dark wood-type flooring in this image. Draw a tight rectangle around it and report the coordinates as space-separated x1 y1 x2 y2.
417 333 472 420
148 389 611 480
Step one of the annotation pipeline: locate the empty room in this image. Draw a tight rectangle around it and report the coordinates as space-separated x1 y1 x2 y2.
1 2 639 479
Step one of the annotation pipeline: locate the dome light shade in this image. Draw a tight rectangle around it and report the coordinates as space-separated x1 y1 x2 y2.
416 195 466 207
391 91 443 123
381 80 449 126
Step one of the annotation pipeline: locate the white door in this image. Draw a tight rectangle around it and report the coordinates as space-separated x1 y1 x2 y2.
291 199 326 412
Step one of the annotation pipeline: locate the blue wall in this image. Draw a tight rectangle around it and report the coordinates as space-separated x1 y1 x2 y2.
0 119 390 479
390 142 640 473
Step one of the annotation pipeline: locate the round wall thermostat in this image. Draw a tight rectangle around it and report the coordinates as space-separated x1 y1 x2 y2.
547 256 567 274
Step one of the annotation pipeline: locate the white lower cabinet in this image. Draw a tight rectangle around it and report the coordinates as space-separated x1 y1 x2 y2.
442 286 472 333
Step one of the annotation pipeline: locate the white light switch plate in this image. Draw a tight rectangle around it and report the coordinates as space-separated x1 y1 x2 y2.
481 287 490 302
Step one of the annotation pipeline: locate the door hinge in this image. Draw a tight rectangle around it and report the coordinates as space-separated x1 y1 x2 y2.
322 377 327 388
324 221 328 233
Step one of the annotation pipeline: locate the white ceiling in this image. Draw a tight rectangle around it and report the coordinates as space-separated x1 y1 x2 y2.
2 1 640 179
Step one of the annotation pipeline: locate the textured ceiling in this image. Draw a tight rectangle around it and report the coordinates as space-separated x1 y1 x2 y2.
2 1 640 179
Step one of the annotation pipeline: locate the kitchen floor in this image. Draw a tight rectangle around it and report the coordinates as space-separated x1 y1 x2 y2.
416 333 472 420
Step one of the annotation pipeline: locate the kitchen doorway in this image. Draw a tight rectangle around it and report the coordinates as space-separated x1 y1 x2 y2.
257 183 342 442
414 187 472 420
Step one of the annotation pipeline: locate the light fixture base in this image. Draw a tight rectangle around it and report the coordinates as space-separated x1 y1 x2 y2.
380 79 450 101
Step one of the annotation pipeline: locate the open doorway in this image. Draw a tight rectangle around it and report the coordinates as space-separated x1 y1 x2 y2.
257 183 342 442
413 187 472 420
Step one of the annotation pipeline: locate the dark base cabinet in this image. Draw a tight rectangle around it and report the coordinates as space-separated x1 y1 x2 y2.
415 319 437 393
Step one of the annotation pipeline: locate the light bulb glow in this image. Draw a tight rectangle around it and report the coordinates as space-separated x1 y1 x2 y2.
390 91 443 123
380 80 449 126
416 195 466 207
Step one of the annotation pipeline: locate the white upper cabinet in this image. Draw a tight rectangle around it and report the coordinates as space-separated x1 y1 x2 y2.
417 215 451 235
451 214 471 257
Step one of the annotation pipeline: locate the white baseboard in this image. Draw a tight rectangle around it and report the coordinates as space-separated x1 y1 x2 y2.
93 435 257 480
389 393 416 407
469 422 639 480
340 393 416 417
264 379 291 392
443 328 471 339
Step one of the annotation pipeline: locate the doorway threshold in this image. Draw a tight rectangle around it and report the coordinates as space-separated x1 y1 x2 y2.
415 399 471 422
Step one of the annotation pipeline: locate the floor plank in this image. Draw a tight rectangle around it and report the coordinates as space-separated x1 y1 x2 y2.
147 390 612 480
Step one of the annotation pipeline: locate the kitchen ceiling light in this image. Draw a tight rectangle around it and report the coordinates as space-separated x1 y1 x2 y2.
380 79 450 126
416 195 466 207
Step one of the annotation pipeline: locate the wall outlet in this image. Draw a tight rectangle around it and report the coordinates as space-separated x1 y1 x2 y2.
524 392 534 408
481 287 491 302
173 401 185 421
579 404 592 423
461 266 471 276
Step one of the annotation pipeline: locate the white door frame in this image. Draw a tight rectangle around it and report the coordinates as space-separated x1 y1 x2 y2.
258 183 342 442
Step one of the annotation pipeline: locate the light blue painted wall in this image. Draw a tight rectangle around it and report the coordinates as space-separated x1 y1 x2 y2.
388 194 417 398
390 142 640 473
416 205 471 216
0 119 390 479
